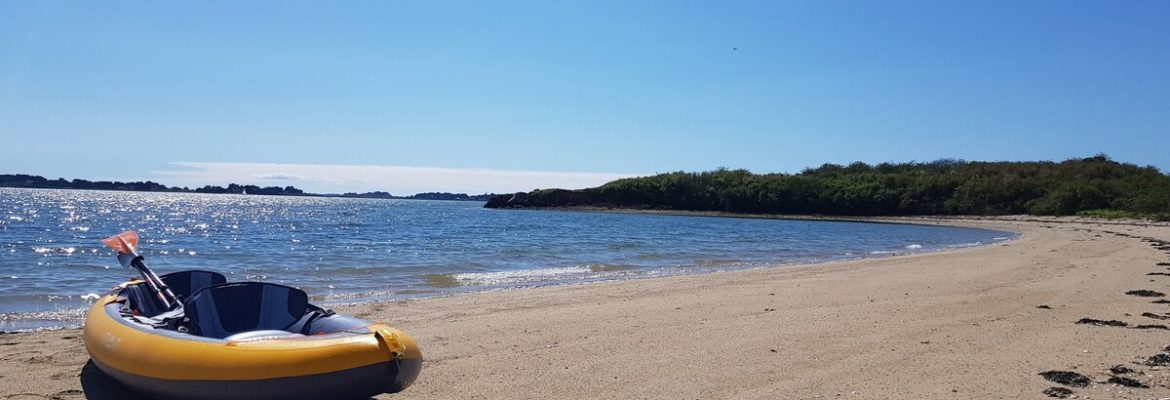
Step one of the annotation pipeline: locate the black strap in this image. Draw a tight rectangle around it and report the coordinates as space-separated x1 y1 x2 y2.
299 308 336 335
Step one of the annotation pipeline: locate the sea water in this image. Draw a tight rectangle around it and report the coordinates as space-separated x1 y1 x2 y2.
0 188 1014 331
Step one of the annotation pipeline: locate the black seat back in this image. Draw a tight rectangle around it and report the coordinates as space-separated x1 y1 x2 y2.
184 282 309 339
125 270 227 318
161 270 227 300
125 283 167 317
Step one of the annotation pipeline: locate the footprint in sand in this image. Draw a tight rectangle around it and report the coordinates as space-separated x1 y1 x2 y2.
0 350 42 361
49 371 76 380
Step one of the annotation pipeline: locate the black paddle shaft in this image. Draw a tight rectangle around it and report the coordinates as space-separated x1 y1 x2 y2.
124 254 180 310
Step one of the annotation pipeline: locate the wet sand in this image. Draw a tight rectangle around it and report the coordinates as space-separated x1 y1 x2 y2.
3 217 1169 399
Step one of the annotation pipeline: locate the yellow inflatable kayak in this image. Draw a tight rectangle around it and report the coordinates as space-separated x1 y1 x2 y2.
82 232 422 400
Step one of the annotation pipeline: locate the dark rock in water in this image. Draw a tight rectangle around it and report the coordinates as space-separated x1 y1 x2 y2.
1141 312 1170 320
1144 353 1170 366
484 189 596 209
1038 371 1091 387
1042 387 1074 398
1126 290 1166 297
1076 318 1127 327
483 194 511 208
1109 365 1134 375
483 192 531 208
1036 305 1053 309
1106 376 1148 388
1132 324 1169 330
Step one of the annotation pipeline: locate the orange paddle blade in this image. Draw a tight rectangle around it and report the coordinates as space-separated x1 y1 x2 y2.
102 231 139 254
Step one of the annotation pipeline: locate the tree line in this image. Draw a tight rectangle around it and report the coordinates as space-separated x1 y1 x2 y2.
491 156 1170 219
0 174 305 196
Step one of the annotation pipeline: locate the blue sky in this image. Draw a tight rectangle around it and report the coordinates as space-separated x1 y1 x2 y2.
2 1 1167 194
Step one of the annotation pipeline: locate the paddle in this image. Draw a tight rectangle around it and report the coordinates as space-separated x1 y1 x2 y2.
102 231 180 310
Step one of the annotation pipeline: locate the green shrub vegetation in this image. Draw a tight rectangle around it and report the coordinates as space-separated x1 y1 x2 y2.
579 155 1170 217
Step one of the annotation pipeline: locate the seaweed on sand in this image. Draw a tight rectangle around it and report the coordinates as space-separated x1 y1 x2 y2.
1126 290 1166 297
1076 318 1127 327
1038 371 1091 387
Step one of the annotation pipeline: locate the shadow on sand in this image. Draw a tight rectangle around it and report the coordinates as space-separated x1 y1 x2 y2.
80 359 379 400
80 360 141 400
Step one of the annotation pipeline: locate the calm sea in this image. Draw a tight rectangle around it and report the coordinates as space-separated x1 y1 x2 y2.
0 188 1013 331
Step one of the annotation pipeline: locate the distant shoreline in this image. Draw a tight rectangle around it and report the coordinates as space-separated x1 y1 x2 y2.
0 175 495 201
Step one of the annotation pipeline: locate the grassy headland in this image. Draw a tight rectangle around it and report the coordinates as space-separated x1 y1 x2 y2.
486 156 1170 220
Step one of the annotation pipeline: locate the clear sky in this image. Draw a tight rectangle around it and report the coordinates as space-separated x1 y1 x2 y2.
2 1 1167 194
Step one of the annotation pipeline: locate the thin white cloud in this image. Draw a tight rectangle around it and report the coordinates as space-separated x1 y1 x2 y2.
253 173 303 181
151 162 641 195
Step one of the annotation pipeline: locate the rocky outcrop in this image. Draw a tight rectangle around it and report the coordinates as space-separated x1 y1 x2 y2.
483 189 595 208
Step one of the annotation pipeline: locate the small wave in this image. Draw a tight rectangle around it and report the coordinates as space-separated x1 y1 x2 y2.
905 244 923 249
31 246 77 255
587 263 639 272
0 308 88 332
946 242 984 248
425 265 637 288
455 265 592 285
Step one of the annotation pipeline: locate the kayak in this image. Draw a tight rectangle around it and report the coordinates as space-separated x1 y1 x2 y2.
82 269 422 400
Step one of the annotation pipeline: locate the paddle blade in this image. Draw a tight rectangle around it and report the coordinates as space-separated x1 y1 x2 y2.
102 231 139 254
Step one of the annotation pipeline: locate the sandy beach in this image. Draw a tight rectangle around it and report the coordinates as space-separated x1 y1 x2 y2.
3 217 1170 399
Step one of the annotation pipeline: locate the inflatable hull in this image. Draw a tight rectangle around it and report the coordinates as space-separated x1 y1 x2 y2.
83 291 422 400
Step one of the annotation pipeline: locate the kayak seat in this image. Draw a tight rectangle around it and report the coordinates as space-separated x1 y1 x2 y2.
126 270 227 318
184 282 309 339
161 270 227 300
124 282 168 318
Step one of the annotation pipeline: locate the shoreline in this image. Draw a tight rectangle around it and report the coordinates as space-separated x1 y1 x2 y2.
500 205 1170 228
1 213 1019 334
3 217 1170 398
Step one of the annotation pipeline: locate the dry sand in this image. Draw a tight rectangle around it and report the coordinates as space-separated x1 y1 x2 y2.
3 217 1170 399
